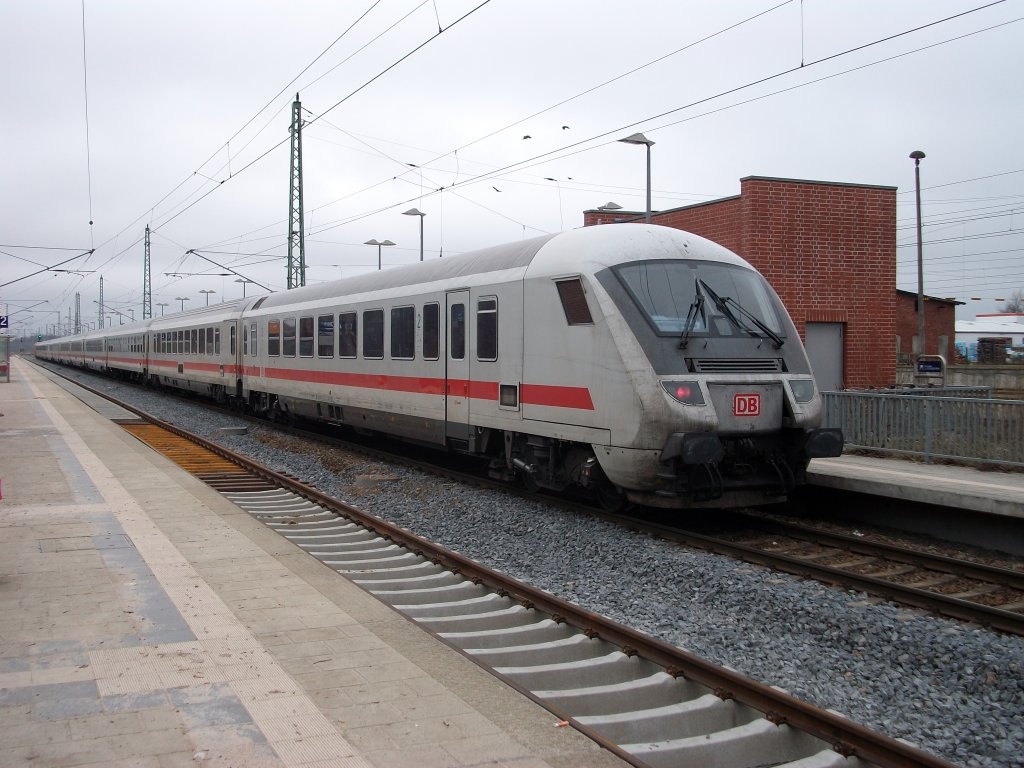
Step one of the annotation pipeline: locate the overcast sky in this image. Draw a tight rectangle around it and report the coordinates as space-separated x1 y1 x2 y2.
2 0 1022 336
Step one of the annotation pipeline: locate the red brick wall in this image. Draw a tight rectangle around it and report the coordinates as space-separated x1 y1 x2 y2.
895 292 958 361
583 176 897 388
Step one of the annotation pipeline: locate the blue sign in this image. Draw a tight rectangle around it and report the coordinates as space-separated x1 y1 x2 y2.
0 315 7 329
916 355 945 375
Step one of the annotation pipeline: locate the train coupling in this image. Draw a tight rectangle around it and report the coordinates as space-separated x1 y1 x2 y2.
660 433 725 465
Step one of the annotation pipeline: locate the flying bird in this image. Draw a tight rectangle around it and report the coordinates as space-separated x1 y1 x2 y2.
522 135 531 140
562 125 570 130
492 186 502 192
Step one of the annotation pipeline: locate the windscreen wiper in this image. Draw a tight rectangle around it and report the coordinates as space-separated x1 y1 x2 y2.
678 278 705 349
698 280 784 348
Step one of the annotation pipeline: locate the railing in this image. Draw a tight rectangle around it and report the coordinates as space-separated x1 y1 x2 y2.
821 390 1024 468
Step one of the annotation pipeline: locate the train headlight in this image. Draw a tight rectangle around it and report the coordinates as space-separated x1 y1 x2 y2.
789 379 816 403
662 380 705 405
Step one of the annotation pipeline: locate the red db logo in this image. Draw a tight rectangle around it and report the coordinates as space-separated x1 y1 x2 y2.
733 393 761 417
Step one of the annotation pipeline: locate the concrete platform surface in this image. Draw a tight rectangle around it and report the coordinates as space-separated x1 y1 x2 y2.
809 453 1024 520
0 356 627 768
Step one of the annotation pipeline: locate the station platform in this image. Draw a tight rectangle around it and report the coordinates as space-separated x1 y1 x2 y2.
808 454 1024 521
0 356 626 768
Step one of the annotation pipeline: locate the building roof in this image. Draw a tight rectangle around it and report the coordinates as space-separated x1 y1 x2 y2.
955 319 1024 334
896 289 963 306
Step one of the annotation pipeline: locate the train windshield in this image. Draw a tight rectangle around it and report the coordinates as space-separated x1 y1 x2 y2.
616 260 785 340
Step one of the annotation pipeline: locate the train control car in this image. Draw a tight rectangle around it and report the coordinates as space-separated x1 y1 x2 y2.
35 224 842 509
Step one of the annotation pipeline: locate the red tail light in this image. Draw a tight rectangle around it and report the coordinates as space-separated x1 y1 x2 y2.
662 380 705 405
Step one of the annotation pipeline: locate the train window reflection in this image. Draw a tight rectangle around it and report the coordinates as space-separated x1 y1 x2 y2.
299 316 314 357
616 260 784 338
363 309 384 359
317 315 334 357
423 303 439 360
450 304 465 360
267 319 281 356
283 318 296 357
338 312 357 358
477 297 497 361
391 306 415 360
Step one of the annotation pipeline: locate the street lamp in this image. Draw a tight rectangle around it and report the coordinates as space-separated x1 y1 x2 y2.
618 132 655 224
234 278 254 297
910 150 926 357
364 239 396 270
402 209 426 261
199 289 216 306
156 302 168 316
175 296 190 312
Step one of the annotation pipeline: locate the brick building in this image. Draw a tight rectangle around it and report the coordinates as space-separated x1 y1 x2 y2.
584 176 897 389
895 290 960 363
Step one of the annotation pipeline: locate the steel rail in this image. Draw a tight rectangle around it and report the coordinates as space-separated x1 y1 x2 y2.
114 418 957 767
618 513 1024 636
729 512 1024 591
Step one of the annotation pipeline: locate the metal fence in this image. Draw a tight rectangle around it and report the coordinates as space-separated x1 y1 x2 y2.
821 390 1024 468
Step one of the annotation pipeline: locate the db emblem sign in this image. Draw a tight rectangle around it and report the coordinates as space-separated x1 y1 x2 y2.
733 393 761 417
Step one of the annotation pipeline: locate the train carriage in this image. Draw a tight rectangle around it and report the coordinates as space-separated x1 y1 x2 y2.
34 225 842 510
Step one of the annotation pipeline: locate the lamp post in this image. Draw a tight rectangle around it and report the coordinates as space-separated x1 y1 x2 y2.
618 132 654 224
156 302 168 316
199 289 216 306
910 150 926 358
175 296 189 312
364 239 395 270
402 209 426 261
234 278 254 297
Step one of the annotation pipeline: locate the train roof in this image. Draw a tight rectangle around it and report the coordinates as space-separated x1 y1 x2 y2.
147 297 253 330
250 225 749 310
37 226 752 346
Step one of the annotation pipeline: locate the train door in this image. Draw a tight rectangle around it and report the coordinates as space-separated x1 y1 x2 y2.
445 290 470 444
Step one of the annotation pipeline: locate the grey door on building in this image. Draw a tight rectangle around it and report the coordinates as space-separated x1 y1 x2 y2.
804 322 844 391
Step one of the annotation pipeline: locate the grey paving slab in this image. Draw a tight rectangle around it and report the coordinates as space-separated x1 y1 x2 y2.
0 358 629 768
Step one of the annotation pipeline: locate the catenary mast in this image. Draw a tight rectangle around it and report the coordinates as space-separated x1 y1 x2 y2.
287 93 305 289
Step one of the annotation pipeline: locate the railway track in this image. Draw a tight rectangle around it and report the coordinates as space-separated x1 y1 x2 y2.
37 368 958 768
619 511 1024 637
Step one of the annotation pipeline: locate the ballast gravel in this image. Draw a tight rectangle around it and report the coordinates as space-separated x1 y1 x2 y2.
52 370 1024 767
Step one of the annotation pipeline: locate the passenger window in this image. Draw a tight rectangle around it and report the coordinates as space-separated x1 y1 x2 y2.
199 327 207 355
299 316 314 357
190 329 198 355
556 278 594 325
230 326 236 356
450 304 465 360
249 323 257 356
283 318 296 357
317 315 334 357
267 319 281 356
477 297 497 361
213 327 219 355
363 309 384 359
338 312 357 358
423 303 439 360
391 306 415 359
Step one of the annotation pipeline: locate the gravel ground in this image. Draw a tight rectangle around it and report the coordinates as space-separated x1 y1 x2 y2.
49 367 1024 767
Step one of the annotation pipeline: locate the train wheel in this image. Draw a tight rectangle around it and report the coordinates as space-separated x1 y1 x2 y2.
517 468 539 494
594 478 626 512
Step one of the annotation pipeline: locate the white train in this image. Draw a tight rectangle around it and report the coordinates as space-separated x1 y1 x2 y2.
36 224 842 509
